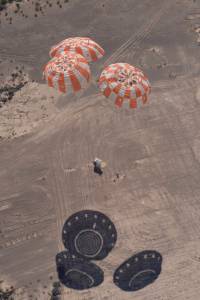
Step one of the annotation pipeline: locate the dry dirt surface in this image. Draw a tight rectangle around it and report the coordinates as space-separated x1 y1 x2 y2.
1 0 200 299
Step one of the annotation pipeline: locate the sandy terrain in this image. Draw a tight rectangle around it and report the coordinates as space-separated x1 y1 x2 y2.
1 0 200 299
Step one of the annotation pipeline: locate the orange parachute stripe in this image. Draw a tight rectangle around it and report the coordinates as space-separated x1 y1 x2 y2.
75 65 90 82
115 96 123 108
48 71 56 87
76 46 84 57
113 84 122 94
130 99 137 108
135 86 142 97
58 73 66 93
88 47 98 62
124 88 131 98
69 71 81 92
93 43 105 55
104 87 112 97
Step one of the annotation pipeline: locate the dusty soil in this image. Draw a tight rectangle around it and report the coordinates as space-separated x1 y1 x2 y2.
1 0 200 299
0 80 61 139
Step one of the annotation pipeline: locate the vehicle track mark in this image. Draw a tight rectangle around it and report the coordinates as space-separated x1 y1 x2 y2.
0 51 37 64
103 1 173 66
0 231 44 250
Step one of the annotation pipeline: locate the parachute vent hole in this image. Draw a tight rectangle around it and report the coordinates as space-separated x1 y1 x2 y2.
130 79 137 85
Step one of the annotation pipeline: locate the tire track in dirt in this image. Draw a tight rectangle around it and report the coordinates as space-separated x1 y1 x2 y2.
0 51 37 64
103 1 173 66
4 214 55 233
47 153 66 252
152 75 199 91
48 121 93 247
0 231 44 250
60 130 88 213
179 51 193 76
47 128 93 300
0 215 55 250
46 97 108 254
48 132 84 246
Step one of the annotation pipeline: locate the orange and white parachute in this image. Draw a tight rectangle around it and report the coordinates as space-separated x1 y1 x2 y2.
49 37 105 63
98 63 151 109
43 52 91 95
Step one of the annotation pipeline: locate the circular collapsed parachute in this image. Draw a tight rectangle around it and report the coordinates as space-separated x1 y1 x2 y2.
49 37 105 63
43 52 91 95
98 63 151 109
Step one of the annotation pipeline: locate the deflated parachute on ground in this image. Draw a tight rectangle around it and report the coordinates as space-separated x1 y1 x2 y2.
49 37 105 63
98 63 151 109
43 52 91 95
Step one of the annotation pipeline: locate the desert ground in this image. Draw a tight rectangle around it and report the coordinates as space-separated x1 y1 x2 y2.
1 0 200 299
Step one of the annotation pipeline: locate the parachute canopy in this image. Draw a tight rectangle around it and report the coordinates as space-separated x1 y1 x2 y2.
43 52 91 95
98 63 151 109
49 37 105 63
